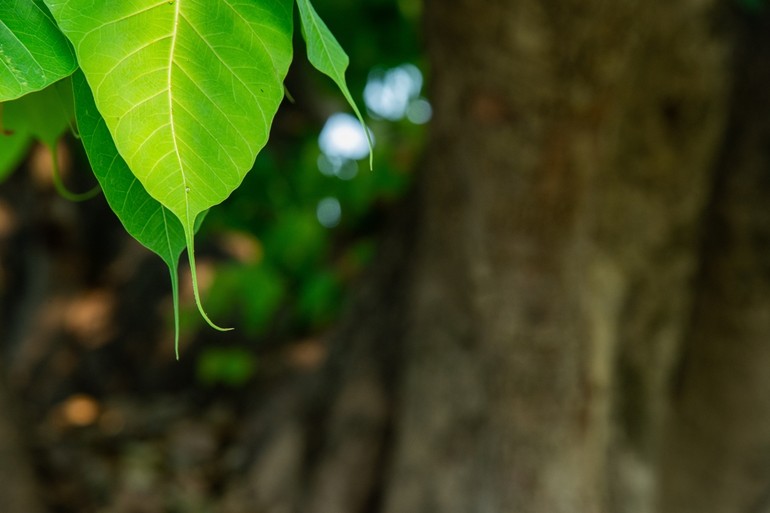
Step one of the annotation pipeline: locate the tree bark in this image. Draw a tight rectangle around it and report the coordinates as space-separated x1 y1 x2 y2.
297 1 733 512
377 1 729 512
0 377 45 513
660 11 770 513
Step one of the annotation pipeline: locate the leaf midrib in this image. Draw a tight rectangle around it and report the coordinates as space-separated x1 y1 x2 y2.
304 1 343 80
167 0 188 222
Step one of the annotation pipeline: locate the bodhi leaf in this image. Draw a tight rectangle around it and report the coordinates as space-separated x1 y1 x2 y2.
73 70 203 359
45 0 294 328
296 0 372 168
0 0 77 101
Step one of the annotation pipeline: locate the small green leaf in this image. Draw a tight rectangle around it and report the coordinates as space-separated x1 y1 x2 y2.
46 0 294 329
0 0 78 101
73 69 202 359
3 78 73 147
296 0 372 168
0 126 30 183
5 77 98 199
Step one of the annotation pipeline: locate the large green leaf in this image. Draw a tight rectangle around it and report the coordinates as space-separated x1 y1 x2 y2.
0 0 78 101
73 69 202 358
45 0 294 326
296 0 372 168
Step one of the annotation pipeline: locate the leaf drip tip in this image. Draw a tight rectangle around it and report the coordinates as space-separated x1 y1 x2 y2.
185 221 233 332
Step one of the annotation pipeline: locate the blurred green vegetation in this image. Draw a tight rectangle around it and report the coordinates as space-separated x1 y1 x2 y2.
0 0 426 387
739 0 767 12
185 0 427 385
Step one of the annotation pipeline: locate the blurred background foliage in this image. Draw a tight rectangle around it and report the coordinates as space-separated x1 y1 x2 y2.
4 0 766 389
0 0 427 388
187 0 428 386
738 0 767 12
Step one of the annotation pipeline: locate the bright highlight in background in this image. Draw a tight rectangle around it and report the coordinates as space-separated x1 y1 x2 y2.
316 110 370 229
318 113 373 161
314 63 431 228
364 63 431 123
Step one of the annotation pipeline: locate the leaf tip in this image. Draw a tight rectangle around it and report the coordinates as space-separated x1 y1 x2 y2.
184 218 233 333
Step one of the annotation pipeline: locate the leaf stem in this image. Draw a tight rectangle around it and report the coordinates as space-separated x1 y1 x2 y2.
169 263 181 360
49 142 100 201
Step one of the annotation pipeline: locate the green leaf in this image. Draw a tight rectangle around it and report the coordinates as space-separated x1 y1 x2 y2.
296 0 372 168
46 0 294 328
0 122 30 183
0 0 78 101
5 77 99 200
3 77 73 147
73 69 202 359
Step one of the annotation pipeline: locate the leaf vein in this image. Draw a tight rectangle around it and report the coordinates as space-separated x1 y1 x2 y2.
76 0 169 55
177 13 268 128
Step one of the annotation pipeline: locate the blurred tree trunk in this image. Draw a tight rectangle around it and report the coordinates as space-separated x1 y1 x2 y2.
300 1 737 513
0 378 45 513
380 1 729 512
660 12 770 513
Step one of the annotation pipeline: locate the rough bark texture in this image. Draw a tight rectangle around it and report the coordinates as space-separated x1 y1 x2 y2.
660 12 770 513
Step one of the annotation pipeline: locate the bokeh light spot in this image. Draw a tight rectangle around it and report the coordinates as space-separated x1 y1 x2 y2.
365 63 428 123
318 113 372 161
316 197 342 228
61 394 100 427
407 98 433 124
